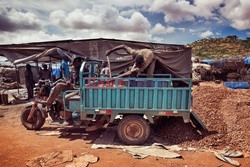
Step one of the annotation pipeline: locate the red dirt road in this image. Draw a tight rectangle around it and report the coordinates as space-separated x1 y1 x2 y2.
0 83 250 167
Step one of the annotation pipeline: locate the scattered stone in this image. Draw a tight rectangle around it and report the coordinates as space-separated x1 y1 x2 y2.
79 154 99 163
214 152 240 166
35 131 61 136
66 154 99 167
218 150 243 158
124 146 182 159
187 147 197 151
168 145 183 151
26 150 73 167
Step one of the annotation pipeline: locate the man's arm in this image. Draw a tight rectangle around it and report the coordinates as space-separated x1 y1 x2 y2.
115 67 139 78
130 63 139 71
105 45 136 57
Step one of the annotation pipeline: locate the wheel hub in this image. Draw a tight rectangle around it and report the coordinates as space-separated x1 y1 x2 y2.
125 122 143 140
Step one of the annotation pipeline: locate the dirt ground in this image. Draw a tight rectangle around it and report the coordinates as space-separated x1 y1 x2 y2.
0 82 249 167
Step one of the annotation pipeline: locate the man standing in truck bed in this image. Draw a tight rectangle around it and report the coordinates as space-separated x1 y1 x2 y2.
105 44 157 78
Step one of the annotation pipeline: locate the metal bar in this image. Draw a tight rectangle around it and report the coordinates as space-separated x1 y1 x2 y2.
98 89 102 108
172 89 177 109
107 89 111 108
14 65 20 94
144 89 148 109
153 88 158 109
181 90 187 109
162 89 167 109
134 89 139 109
89 89 93 108
107 56 112 78
116 89 121 109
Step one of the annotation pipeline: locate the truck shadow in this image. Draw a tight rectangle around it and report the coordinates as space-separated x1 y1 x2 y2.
39 126 106 142
38 116 217 146
152 117 217 145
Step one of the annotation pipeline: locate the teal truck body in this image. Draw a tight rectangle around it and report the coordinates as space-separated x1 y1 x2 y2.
63 61 193 144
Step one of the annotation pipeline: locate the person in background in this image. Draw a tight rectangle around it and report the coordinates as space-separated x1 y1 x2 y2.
192 57 211 83
43 58 80 125
39 63 51 80
61 58 70 80
25 64 35 100
72 57 82 85
100 61 110 77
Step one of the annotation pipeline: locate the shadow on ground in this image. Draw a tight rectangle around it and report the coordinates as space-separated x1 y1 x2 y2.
39 125 106 143
37 117 216 146
152 117 217 145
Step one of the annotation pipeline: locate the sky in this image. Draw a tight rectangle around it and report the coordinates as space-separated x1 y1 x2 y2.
0 0 250 45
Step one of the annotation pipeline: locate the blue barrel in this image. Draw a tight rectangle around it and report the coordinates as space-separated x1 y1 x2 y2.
224 82 249 89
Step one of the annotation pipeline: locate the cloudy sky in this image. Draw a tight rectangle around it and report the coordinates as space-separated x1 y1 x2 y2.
0 0 250 45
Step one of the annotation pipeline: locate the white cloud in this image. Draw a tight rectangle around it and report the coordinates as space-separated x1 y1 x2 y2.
120 9 137 17
149 0 195 22
189 29 195 33
177 27 185 32
166 26 175 33
0 30 66 44
220 0 250 30
152 37 164 43
150 23 175 34
50 5 150 33
215 32 221 36
199 30 214 38
103 0 152 8
194 0 224 18
0 6 41 32
150 23 166 34
148 0 224 22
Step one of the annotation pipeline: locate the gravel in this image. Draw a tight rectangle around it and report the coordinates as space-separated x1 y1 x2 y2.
154 82 250 152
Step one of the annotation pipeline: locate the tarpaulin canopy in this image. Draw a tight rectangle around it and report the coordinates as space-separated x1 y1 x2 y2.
13 48 72 65
0 38 191 78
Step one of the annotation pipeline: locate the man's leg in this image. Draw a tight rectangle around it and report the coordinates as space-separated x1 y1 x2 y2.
27 84 32 99
46 83 73 107
147 59 156 78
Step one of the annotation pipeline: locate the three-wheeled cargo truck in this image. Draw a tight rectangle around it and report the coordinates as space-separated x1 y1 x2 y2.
62 61 193 145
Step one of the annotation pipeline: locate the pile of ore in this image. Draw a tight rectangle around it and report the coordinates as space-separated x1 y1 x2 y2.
154 82 250 152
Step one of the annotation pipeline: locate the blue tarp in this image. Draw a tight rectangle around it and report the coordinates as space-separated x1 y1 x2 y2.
224 82 249 89
244 57 250 64
52 68 61 78
202 59 212 64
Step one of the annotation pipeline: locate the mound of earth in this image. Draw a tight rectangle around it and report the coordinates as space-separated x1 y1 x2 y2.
154 82 250 152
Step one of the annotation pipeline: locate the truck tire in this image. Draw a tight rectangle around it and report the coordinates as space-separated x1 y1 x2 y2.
117 115 150 145
21 107 45 130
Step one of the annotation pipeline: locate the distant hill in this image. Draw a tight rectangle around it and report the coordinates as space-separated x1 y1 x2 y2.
188 37 250 59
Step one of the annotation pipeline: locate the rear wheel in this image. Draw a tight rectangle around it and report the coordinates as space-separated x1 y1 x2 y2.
117 115 150 145
21 107 45 130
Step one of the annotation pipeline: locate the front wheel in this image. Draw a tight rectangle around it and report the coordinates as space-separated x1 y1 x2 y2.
21 107 45 130
117 115 150 145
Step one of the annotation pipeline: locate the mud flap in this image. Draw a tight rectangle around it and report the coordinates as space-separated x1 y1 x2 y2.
190 111 206 130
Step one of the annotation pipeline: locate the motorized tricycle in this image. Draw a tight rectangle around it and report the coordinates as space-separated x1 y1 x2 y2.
21 61 195 145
